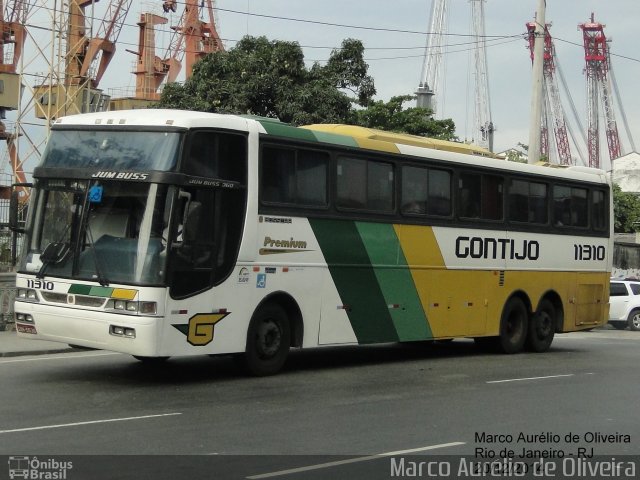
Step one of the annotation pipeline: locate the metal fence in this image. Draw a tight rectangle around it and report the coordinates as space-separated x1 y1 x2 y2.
0 198 19 330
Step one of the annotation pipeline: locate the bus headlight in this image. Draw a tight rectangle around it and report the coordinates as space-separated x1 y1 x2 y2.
139 302 157 315
15 312 34 323
17 288 39 302
110 325 136 338
106 300 157 315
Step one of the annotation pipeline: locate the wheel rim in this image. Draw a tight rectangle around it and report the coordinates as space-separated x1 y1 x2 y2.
633 314 640 329
256 319 282 359
535 311 553 339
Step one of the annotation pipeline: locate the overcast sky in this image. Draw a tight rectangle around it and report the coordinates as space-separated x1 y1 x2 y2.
210 0 640 170
5 0 640 175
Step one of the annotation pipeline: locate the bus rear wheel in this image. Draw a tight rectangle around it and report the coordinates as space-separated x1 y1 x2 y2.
526 299 556 352
243 303 291 376
498 297 528 354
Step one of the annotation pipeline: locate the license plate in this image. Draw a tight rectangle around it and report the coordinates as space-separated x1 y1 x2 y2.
16 323 37 334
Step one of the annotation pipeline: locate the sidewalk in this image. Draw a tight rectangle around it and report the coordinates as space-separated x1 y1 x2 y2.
0 328 74 357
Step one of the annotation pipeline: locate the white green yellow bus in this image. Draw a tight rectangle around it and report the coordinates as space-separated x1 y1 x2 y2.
11 109 612 375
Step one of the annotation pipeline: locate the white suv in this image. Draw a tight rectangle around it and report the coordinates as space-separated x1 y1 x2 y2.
609 280 640 331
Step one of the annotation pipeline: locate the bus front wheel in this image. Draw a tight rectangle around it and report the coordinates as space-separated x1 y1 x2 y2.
243 303 291 376
526 299 556 352
498 297 528 354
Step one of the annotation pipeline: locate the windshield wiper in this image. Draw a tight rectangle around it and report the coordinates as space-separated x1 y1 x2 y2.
36 222 72 279
36 242 71 279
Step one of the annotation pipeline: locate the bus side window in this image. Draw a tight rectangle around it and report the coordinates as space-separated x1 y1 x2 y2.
337 156 393 212
261 146 328 207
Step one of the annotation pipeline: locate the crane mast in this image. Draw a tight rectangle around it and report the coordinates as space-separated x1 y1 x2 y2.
579 13 622 168
34 0 135 120
526 21 572 165
416 0 448 115
470 0 493 152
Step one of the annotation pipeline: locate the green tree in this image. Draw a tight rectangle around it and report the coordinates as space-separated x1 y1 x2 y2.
613 184 640 233
351 95 456 140
158 36 376 125
503 143 528 163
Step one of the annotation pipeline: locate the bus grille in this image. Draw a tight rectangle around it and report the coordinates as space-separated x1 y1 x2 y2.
41 292 107 308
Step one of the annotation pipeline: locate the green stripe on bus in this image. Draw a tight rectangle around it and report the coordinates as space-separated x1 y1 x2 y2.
309 219 398 344
68 284 91 295
309 131 359 148
355 222 432 341
258 121 318 142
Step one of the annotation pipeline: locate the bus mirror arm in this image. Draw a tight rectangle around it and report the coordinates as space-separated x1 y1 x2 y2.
9 183 33 233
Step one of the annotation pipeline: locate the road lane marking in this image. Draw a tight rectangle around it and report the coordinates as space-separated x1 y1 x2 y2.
246 442 466 479
0 413 182 434
0 352 122 364
486 374 574 384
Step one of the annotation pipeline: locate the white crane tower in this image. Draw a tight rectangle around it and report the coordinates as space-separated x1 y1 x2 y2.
416 0 494 152
416 0 448 115
470 0 494 152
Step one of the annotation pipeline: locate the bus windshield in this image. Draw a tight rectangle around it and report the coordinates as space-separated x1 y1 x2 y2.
20 179 173 286
41 129 180 171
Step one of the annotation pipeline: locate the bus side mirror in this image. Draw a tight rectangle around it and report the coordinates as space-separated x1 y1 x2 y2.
172 189 199 248
9 183 32 233
182 201 202 245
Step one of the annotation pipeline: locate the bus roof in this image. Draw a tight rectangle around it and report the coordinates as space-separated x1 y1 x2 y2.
53 109 609 185
302 124 496 158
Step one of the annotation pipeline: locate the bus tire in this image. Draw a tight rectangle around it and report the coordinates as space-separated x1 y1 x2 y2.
628 310 640 331
498 297 528 354
243 303 291 376
526 299 556 352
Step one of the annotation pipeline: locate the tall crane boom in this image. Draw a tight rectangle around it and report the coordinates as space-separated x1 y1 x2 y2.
526 22 572 165
416 0 448 114
579 13 622 168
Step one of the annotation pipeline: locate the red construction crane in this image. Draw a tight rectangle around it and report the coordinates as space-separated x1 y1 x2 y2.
526 21 572 165
579 13 621 168
0 0 29 193
80 0 134 88
162 0 224 83
128 12 169 101
35 0 134 118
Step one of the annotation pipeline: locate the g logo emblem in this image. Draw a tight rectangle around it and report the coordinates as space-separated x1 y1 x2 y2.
187 313 229 346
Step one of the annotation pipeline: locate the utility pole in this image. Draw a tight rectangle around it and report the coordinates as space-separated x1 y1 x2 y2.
528 0 546 164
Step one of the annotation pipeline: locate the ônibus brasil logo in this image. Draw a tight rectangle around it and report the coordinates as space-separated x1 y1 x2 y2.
8 456 72 479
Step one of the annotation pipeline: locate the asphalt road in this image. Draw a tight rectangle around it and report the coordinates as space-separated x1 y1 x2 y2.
1 328 639 479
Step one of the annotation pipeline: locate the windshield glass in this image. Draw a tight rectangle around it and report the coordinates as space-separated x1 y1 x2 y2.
20 180 173 286
41 130 180 171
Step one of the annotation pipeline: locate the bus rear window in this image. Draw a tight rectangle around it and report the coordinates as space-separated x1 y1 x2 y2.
553 185 588 228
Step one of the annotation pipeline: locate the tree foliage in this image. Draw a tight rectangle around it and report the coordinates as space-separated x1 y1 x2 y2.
352 95 456 140
158 36 376 125
158 36 457 140
613 183 640 233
